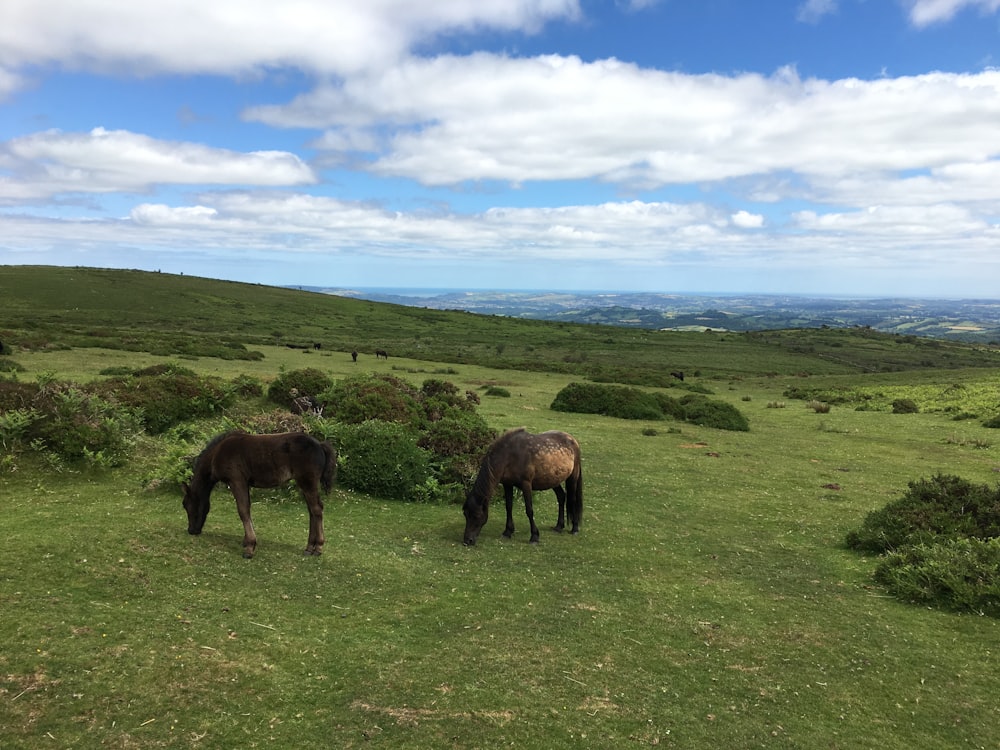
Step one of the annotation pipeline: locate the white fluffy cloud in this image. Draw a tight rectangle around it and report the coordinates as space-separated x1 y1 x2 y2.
249 59 1000 204
907 0 1000 26
0 128 315 202
0 0 579 78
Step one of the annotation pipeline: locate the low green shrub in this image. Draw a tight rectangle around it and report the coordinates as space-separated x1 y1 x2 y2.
983 414 1000 429
332 420 435 502
91 367 235 434
28 384 142 467
892 398 920 414
679 396 750 432
845 474 1000 554
484 386 511 398
321 373 423 425
551 382 750 430
653 393 686 421
417 410 497 491
550 382 664 421
874 537 1000 616
267 368 334 408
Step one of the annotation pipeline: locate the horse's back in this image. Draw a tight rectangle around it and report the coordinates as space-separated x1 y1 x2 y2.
493 428 579 489
210 432 326 487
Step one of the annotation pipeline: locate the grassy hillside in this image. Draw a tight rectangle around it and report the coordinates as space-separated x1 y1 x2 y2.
2 266 1000 748
3 266 999 382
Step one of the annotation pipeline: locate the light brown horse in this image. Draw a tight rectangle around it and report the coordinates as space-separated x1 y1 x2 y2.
462 428 583 546
182 431 336 558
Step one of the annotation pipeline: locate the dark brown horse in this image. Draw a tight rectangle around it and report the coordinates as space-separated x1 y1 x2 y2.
182 431 337 558
462 428 583 546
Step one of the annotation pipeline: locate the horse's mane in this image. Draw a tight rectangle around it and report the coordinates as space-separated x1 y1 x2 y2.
470 427 527 502
195 430 246 465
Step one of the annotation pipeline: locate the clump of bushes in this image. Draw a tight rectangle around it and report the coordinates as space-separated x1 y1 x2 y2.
550 382 749 431
551 382 664 420
267 367 334 408
892 398 920 414
15 382 142 468
681 396 750 431
92 365 235 434
846 474 1000 553
846 474 1000 616
331 420 434 503
874 538 1000 617
318 375 495 501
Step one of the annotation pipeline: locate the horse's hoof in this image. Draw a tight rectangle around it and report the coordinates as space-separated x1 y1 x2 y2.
553 526 564 533
530 537 540 545
242 551 254 559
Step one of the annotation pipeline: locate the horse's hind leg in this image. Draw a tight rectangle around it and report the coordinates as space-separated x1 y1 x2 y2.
300 485 325 556
231 483 257 559
552 485 567 532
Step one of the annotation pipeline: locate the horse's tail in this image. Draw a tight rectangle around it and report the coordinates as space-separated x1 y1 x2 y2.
570 449 583 527
320 441 337 493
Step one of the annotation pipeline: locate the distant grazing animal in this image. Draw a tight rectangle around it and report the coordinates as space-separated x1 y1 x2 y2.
313 342 321 350
351 350 358 362
462 428 582 546
375 349 388 360
670 371 684 381
0 340 4 354
182 431 336 558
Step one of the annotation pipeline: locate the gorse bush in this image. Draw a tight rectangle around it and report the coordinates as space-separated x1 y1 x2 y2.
892 398 920 414
267 368 334 408
845 474 1000 554
332 420 434 502
418 410 497 490
846 474 1000 616
874 538 1000 616
321 375 495 500
91 365 235 434
321 373 422 425
679 395 750 431
550 382 664 421
551 382 749 431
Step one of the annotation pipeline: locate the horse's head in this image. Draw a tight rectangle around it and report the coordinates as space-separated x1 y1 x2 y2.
462 491 488 546
181 482 209 535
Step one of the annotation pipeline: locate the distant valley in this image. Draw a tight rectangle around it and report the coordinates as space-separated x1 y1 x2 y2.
299 287 1000 343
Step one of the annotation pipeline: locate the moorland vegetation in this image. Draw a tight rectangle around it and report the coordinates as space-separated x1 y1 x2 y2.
1 266 1000 749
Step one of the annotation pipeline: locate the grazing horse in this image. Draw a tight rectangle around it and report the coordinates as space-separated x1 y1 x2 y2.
375 349 388 360
182 431 337 558
462 428 583 546
351 350 358 362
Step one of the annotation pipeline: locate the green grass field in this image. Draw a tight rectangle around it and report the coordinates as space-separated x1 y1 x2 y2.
1 268 999 748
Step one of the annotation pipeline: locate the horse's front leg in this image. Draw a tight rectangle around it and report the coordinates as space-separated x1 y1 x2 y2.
303 492 325 556
521 484 540 544
502 484 516 538
552 485 567 532
230 484 257 558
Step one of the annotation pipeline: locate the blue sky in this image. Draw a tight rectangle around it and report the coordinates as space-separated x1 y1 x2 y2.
2 0 1000 296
